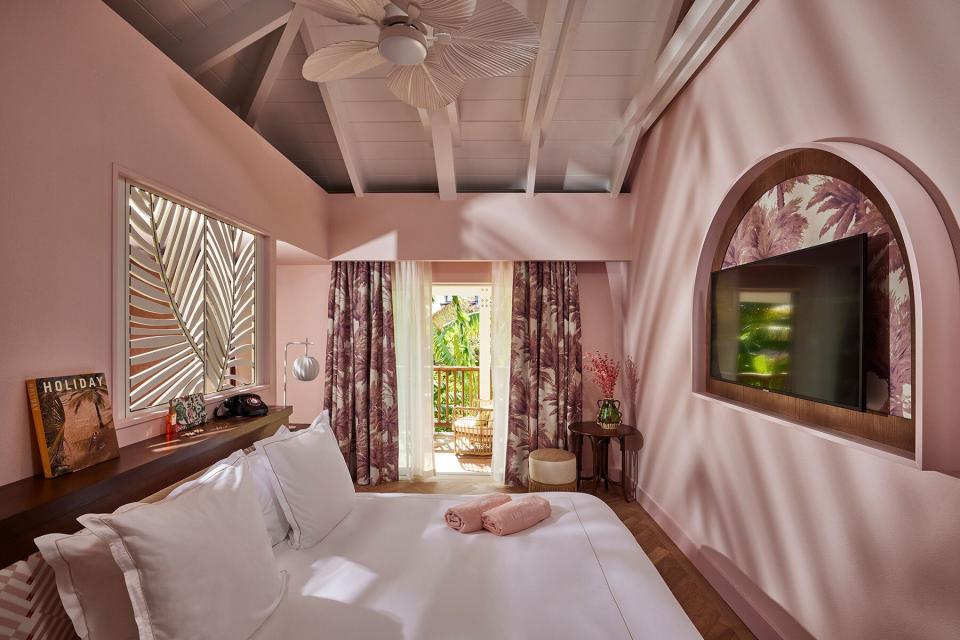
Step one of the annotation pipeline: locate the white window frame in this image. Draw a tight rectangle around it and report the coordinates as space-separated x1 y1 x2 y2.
113 174 268 427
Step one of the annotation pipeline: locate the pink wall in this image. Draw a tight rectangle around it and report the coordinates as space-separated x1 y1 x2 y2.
624 1 960 638
276 265 331 424
578 262 629 478
431 261 493 284
0 0 328 484
328 193 632 261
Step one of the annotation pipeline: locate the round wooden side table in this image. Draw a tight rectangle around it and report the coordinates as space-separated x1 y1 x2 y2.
567 422 643 502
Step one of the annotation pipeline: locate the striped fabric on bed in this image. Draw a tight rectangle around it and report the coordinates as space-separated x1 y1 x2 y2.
0 552 75 640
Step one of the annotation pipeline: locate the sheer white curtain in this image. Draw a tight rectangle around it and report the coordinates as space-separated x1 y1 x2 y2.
394 261 435 479
490 261 513 484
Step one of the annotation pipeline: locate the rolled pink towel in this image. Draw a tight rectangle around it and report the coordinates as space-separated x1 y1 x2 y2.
481 495 552 536
444 494 512 533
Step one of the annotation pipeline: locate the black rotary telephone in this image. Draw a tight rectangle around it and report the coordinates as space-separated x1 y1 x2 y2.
215 393 268 418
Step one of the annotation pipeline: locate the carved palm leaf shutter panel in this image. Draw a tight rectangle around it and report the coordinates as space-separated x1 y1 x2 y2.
204 218 256 393
127 186 205 410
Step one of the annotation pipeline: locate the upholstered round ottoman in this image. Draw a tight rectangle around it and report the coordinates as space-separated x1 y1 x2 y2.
528 448 577 492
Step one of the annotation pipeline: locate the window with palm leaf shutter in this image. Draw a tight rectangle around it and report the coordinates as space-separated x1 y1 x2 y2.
124 183 258 413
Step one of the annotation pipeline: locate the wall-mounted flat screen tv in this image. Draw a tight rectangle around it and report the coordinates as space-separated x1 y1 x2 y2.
710 234 867 411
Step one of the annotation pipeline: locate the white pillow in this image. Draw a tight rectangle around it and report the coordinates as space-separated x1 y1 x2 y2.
246 449 290 546
166 428 291 547
79 453 286 640
255 411 355 549
35 524 140 640
32 425 292 640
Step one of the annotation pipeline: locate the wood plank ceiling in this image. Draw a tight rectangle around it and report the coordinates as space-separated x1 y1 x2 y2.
102 0 685 196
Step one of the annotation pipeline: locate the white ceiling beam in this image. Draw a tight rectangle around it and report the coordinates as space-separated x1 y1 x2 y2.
169 0 294 76
428 109 457 201
524 0 586 197
241 28 283 117
525 126 541 198
609 125 642 198
300 21 366 196
536 0 587 137
608 0 754 196
520 0 562 143
417 108 432 136
446 102 461 147
608 0 686 196
621 0 751 136
419 104 459 197
240 5 307 126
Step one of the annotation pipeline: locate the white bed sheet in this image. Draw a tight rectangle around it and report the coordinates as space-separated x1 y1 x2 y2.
254 492 701 639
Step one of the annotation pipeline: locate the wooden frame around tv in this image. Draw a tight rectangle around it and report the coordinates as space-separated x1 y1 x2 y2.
705 149 916 453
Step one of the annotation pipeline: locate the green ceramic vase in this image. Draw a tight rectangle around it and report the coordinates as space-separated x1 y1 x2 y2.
596 398 622 429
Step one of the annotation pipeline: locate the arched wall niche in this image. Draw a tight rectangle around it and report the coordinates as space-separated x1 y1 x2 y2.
692 142 960 471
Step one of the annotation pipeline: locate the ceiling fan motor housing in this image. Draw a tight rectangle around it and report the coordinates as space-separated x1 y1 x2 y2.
378 23 428 66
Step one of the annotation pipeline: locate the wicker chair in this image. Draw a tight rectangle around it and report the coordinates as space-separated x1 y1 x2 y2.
452 401 493 456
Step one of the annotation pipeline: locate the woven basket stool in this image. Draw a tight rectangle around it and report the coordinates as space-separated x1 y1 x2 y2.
528 448 577 492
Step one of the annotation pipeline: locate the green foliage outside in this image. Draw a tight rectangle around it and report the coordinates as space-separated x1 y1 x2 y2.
737 302 792 391
433 296 480 432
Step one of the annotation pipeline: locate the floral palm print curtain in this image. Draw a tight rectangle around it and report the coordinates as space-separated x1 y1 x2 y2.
324 262 399 485
505 262 583 486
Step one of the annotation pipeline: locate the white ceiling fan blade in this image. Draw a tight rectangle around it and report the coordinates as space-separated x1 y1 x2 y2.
302 41 388 82
386 51 464 110
390 0 477 32
297 0 387 25
438 0 539 79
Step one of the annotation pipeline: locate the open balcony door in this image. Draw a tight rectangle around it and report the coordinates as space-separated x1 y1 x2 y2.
395 262 436 479
491 262 513 484
432 282 491 474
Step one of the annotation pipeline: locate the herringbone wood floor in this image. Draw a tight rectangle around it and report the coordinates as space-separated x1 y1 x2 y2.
357 476 755 640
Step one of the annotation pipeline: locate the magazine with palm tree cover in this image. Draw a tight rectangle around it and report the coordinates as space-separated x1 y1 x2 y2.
25 373 120 478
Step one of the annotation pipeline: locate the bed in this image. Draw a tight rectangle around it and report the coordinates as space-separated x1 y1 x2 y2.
254 492 701 639
9 413 702 640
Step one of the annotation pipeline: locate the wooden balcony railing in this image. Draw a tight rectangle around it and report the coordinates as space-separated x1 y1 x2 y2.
433 366 480 429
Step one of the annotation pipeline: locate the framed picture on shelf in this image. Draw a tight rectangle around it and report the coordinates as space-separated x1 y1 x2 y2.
169 392 206 433
26 373 120 478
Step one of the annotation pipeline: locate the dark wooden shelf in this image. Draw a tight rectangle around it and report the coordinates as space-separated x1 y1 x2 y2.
0 406 292 568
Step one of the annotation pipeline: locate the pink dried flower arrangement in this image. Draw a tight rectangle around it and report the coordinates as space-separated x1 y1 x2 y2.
585 351 620 398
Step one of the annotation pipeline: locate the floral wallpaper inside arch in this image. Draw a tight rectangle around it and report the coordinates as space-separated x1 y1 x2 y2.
722 174 912 418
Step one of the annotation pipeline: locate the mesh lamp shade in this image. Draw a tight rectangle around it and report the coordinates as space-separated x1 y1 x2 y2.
293 355 320 382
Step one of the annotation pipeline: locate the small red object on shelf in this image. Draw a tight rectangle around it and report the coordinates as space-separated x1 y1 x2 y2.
165 409 177 440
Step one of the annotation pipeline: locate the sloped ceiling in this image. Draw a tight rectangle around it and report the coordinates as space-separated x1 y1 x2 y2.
102 0 686 196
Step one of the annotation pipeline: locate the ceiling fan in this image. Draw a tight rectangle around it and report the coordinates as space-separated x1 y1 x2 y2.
298 0 539 110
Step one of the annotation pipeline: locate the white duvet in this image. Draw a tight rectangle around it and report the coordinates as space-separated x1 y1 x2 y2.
254 492 701 639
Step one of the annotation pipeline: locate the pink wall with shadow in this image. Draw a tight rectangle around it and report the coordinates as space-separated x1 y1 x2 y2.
328 193 632 261
276 265 331 425
624 1 960 638
431 261 493 284
0 0 328 484
578 262 630 479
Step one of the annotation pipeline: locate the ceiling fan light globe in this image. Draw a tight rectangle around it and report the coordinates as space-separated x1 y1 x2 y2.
378 25 428 65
